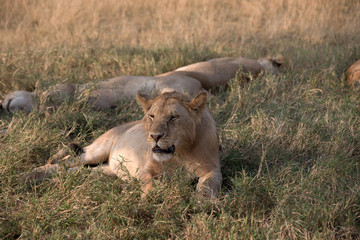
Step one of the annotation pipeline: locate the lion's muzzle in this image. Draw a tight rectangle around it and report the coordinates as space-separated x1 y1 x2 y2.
152 145 175 154
151 144 175 162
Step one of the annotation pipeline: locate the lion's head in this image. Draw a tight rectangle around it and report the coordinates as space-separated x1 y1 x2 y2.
1 90 35 113
346 59 360 88
136 91 207 162
257 54 284 74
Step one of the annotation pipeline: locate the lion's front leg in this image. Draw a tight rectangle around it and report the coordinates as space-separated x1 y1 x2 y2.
139 160 164 199
140 170 155 199
196 169 222 198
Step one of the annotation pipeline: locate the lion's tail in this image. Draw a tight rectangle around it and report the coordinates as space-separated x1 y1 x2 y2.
47 143 84 165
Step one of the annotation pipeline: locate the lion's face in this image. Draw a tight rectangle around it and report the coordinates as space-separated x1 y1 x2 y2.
257 55 284 74
136 91 207 162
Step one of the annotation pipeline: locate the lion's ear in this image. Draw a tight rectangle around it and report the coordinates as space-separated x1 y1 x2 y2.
187 91 208 117
136 92 154 112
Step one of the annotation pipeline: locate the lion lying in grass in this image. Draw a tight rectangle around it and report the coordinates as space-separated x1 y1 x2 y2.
1 55 283 113
346 59 360 88
25 91 222 198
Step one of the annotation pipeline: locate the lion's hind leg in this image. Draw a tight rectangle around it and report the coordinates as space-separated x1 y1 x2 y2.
48 140 111 167
21 143 82 183
48 143 84 165
22 163 116 183
24 140 112 182
67 164 117 177
20 163 62 183
19 144 78 182
96 164 116 176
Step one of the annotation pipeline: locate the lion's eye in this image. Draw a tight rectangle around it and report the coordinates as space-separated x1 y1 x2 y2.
149 114 154 119
169 115 177 121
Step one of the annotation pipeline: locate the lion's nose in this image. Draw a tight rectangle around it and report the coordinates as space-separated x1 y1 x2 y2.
150 133 164 142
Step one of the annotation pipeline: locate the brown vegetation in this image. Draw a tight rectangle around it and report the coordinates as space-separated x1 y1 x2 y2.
1 0 359 50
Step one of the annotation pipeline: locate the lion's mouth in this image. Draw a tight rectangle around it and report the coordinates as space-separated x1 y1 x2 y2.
152 145 175 154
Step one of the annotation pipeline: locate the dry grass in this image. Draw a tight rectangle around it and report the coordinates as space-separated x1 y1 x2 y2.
1 0 360 239
1 0 359 50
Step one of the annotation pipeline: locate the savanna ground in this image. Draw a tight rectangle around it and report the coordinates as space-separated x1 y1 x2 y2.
1 0 360 239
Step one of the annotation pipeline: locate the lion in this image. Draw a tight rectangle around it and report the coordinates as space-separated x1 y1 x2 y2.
170 55 284 89
24 91 222 198
0 75 203 113
346 59 360 88
1 55 283 113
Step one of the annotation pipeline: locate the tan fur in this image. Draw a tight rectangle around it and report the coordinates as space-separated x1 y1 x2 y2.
1 55 283 113
346 60 360 88
26 91 222 198
171 55 283 89
1 91 36 113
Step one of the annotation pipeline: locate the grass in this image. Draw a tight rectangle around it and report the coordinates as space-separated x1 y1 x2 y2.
1 0 360 239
